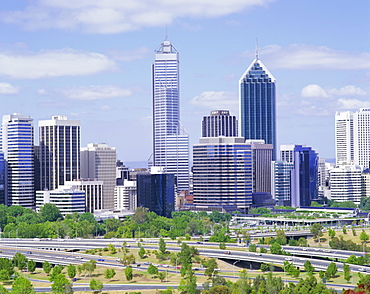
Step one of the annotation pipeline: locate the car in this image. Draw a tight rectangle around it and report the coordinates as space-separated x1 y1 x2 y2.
116 258 121 262
359 267 366 272
256 253 262 256
192 267 200 271
161 264 170 268
302 248 307 251
72 278 77 282
285 257 292 261
143 262 151 265
226 251 231 255
26 251 32 254
97 259 105 261
323 249 331 253
76 256 83 259
176 266 181 269
196 241 203 244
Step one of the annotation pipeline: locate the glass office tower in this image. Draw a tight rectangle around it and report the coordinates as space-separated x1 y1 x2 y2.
239 58 276 159
152 39 189 191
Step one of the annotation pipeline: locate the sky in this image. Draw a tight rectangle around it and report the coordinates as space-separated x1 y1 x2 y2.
0 0 369 166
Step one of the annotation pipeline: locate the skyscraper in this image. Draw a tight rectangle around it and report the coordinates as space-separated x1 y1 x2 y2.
280 144 318 207
152 39 189 191
80 143 117 209
1 113 34 208
202 110 238 137
193 137 253 210
39 115 80 191
335 111 354 165
354 108 370 168
239 57 276 159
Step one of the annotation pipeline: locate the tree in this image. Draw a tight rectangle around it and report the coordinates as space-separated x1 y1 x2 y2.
12 276 35 294
43 261 52 275
343 227 347 234
105 268 116 280
219 242 226 250
12 252 28 270
179 270 197 294
138 247 146 259
310 223 323 242
158 271 166 282
147 264 158 277
51 273 73 294
275 230 287 245
270 242 283 255
120 253 135 266
304 260 314 274
40 203 63 222
0 285 8 294
82 260 97 276
67 264 76 279
90 278 103 293
203 258 218 279
249 244 257 252
159 237 167 254
131 207 149 224
343 264 351 283
107 244 117 254
27 259 36 273
328 228 336 239
325 262 338 280
125 266 133 282
260 263 270 272
360 230 369 243
0 269 10 282
208 285 231 294
49 265 63 282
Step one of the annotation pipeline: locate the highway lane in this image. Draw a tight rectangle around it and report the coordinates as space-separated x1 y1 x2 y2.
1 240 369 275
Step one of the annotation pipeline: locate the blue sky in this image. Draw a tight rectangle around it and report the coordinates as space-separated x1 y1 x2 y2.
0 0 369 164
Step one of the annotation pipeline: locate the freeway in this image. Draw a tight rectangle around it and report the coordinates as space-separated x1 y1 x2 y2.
1 238 369 274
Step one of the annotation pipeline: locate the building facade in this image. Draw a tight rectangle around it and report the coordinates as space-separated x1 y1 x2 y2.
329 165 362 204
80 143 116 209
64 179 103 213
202 110 238 137
239 58 276 159
39 115 80 191
354 108 370 168
36 186 85 216
115 180 137 211
152 39 189 192
193 137 253 211
1 114 34 208
137 172 175 218
271 161 294 206
280 145 319 207
335 111 354 165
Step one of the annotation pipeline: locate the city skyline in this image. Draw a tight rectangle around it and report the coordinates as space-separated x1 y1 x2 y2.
0 1 369 164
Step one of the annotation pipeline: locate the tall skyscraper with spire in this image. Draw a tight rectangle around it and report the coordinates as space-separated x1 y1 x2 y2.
152 39 189 191
239 52 276 159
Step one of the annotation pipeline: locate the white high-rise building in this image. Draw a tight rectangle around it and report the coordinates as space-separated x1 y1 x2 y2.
152 39 189 192
335 111 354 165
329 165 362 204
115 180 137 211
354 108 370 168
39 115 80 191
80 143 116 209
1 114 34 208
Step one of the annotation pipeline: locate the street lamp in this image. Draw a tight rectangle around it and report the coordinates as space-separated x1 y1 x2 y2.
175 257 180 274
232 260 240 279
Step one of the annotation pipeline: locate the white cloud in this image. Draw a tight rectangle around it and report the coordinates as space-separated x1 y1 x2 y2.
61 85 132 101
242 44 370 70
0 49 116 79
301 84 329 98
337 98 370 110
190 91 238 110
328 85 367 96
0 82 19 94
0 0 275 34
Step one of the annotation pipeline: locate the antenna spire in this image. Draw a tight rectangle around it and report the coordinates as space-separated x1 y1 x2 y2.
165 24 168 40
255 37 259 60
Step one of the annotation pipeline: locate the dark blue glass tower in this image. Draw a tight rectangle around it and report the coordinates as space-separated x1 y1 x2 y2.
239 58 276 159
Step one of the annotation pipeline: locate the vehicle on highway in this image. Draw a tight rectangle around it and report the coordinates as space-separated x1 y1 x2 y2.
143 262 151 265
196 241 203 244
97 259 105 261
161 264 170 267
192 267 200 270
26 251 32 254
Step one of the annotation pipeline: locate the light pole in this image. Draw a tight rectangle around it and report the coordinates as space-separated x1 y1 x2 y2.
232 260 239 279
15 228 19 252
